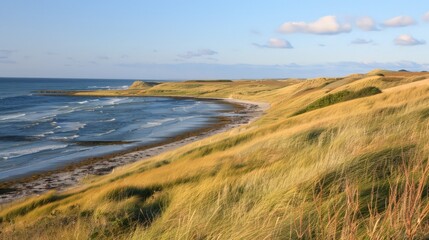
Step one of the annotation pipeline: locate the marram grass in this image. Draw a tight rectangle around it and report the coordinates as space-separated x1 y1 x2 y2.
1 71 429 239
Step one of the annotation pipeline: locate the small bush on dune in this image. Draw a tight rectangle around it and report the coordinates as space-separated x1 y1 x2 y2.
103 186 161 202
293 86 382 116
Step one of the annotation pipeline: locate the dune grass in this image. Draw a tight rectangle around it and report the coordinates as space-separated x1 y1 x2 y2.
1 70 429 239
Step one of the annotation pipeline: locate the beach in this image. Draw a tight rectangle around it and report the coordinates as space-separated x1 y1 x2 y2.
0 98 268 204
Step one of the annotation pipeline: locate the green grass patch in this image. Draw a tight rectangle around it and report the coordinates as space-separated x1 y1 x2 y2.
419 107 429 120
3 193 69 221
293 87 382 116
103 186 162 202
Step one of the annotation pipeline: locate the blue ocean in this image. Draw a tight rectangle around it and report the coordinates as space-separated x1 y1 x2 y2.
0 78 230 181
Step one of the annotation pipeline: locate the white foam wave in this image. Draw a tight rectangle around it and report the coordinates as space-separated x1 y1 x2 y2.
88 85 109 89
50 135 79 140
78 100 89 104
0 144 68 159
141 122 162 128
172 102 200 112
141 118 176 129
35 131 55 137
23 110 69 122
95 129 116 136
57 122 87 132
105 98 129 105
178 116 196 121
0 113 26 121
100 118 116 122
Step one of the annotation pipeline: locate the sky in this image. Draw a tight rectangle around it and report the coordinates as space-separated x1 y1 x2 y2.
1 0 429 79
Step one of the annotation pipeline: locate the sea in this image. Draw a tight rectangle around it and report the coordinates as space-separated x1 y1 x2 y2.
0 78 231 181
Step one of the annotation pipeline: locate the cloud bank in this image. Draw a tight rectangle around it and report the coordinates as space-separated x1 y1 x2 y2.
356 16 379 31
383 16 416 27
279 16 352 35
394 34 425 46
351 38 373 44
178 49 218 59
254 38 293 49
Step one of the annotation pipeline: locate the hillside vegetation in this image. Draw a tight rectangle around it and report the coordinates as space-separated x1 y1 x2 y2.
2 71 429 239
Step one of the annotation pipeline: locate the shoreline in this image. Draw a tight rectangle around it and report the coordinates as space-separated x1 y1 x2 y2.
0 97 268 204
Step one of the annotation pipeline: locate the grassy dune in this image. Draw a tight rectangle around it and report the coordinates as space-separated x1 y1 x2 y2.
2 70 429 239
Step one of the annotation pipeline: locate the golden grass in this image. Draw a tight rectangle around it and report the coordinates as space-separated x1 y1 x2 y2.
2 70 429 239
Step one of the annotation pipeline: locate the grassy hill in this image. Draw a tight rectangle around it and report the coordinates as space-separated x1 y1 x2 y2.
2 70 429 239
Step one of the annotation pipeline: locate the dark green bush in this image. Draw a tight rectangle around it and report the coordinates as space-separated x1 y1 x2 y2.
103 186 161 202
293 87 382 116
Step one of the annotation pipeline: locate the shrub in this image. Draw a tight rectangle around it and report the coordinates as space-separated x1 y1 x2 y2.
103 186 161 202
293 87 382 116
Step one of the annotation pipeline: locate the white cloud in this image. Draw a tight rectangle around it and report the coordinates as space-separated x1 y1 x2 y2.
424 12 429 22
351 38 373 44
178 49 218 59
356 16 379 31
383 16 416 27
279 16 352 35
394 34 425 46
254 38 293 49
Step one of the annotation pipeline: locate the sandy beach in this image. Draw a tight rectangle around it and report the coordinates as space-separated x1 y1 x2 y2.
0 98 269 204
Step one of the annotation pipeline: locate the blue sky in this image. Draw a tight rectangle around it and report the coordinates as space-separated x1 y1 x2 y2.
1 0 428 79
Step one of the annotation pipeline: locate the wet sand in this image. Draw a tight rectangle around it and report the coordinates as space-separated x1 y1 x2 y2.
0 98 268 204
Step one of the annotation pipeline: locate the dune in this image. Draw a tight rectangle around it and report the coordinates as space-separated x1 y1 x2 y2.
2 70 429 239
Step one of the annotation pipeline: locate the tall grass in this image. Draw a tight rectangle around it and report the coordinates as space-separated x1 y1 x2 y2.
1 71 429 239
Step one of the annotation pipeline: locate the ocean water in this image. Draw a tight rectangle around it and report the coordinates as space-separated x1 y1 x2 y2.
0 78 231 181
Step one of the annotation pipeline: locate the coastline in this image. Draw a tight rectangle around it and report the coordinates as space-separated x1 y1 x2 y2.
0 97 269 204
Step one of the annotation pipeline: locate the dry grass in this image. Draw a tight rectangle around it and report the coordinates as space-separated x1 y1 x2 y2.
2 70 429 239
